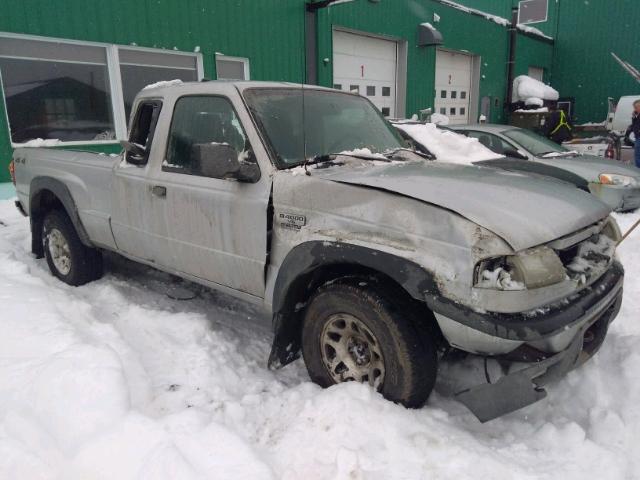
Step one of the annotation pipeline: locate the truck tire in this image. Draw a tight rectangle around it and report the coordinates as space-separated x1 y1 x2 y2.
301 280 437 408
42 209 103 286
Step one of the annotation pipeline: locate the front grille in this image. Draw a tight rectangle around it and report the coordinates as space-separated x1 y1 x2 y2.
553 230 616 286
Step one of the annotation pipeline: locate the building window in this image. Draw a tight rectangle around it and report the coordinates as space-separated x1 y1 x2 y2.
119 48 199 121
382 86 391 97
528 66 544 82
450 108 456 115
440 90 447 98
518 0 548 24
0 33 203 145
215 55 250 81
440 107 446 114
366 86 376 96
460 91 467 99
451 91 457 99
381 107 390 117
460 107 466 116
333 84 342 90
349 85 360 94
0 37 115 143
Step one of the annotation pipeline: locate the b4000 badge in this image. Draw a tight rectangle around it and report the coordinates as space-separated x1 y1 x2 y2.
278 212 306 231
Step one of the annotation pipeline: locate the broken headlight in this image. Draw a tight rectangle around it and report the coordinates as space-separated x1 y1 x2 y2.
599 173 639 187
475 247 566 291
601 216 622 243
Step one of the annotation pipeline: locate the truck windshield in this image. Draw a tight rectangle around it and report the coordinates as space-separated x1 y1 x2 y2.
503 128 570 157
243 88 404 168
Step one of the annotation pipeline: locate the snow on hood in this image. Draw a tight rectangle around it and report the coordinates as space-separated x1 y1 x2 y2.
315 161 611 251
512 75 559 103
394 123 501 165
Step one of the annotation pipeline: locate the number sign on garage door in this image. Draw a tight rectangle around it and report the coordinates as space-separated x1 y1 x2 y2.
435 50 472 125
333 30 397 118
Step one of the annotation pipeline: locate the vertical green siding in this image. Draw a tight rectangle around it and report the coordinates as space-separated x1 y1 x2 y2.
0 0 558 182
515 33 554 80
449 0 559 37
0 0 306 82
551 0 640 122
0 0 306 181
317 0 552 123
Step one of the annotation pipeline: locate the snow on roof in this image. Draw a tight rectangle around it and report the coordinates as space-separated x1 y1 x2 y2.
434 0 553 41
394 122 502 165
512 75 559 103
515 107 549 113
328 0 357 6
516 23 553 41
142 79 184 90
21 138 61 147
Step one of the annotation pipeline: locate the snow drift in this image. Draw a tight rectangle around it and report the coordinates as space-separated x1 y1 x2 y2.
512 75 559 104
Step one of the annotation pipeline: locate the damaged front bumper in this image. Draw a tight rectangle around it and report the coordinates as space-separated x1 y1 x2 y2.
428 261 624 422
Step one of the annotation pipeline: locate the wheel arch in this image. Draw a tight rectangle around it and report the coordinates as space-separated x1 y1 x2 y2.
268 241 442 368
29 177 93 257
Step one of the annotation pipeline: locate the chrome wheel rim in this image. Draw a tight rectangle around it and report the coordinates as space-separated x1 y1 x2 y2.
47 228 71 275
320 313 385 388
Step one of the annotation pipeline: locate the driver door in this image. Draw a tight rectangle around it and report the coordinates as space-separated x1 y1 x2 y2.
146 95 270 297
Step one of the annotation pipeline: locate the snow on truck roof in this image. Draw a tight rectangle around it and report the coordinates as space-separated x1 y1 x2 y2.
139 80 336 95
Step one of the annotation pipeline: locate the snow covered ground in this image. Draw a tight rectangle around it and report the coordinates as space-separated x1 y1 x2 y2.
1 197 639 479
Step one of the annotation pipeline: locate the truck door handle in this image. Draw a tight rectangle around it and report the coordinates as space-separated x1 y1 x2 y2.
151 185 167 197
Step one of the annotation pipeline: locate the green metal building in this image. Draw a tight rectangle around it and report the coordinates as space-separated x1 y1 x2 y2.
0 0 637 182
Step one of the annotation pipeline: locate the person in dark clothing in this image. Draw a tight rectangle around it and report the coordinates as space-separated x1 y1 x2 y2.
544 104 573 144
624 99 640 168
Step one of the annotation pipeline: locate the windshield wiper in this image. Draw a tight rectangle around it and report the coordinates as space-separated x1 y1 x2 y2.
301 151 396 175
541 150 579 158
301 153 338 175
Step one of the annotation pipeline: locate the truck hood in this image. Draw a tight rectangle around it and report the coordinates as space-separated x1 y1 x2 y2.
534 154 640 183
314 160 611 251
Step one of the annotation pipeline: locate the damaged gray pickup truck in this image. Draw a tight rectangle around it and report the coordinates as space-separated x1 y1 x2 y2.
12 81 624 421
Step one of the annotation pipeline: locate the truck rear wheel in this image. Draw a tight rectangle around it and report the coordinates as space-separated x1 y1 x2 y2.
301 280 437 408
43 209 103 286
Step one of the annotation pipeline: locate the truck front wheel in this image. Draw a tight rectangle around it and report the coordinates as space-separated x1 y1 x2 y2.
301 280 437 408
43 210 103 286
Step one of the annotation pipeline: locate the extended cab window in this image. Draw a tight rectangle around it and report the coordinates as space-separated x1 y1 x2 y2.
126 100 162 165
164 96 251 175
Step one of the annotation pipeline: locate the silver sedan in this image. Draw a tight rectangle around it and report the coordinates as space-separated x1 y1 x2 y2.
452 124 640 212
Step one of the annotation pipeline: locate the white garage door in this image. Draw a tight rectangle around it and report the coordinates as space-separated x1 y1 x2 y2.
333 30 397 118
435 50 472 124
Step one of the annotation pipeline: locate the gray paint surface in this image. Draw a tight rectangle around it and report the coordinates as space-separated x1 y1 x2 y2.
316 159 610 251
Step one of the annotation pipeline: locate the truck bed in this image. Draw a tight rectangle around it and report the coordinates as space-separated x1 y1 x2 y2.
14 147 121 250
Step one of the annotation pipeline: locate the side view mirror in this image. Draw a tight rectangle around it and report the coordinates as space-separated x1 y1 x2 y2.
191 143 261 183
503 148 528 160
121 140 147 165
